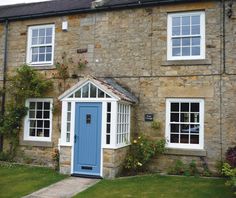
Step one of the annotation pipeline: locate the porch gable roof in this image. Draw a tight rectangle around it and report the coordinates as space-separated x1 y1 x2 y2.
58 76 138 103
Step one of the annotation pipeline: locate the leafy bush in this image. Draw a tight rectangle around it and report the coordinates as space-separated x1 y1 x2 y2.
226 146 236 168
222 162 236 194
123 135 165 174
168 160 200 176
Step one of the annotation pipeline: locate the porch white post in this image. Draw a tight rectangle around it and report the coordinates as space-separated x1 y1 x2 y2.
60 101 67 145
110 101 117 148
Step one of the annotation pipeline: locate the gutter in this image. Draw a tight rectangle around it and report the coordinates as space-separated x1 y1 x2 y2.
0 20 8 152
0 0 217 22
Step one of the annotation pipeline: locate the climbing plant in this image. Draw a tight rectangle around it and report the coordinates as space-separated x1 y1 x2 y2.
0 65 53 159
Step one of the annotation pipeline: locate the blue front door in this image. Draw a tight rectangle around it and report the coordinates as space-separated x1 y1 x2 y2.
73 103 102 176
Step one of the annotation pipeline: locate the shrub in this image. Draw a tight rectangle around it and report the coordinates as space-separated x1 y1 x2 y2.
222 162 236 194
123 135 165 174
168 160 200 176
226 146 236 168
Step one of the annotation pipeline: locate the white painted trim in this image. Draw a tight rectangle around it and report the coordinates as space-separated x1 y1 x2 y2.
167 11 205 61
165 98 204 150
24 98 53 142
27 24 55 66
59 78 121 101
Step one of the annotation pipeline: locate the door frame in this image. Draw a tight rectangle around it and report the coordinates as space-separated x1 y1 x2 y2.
70 101 107 178
72 102 102 177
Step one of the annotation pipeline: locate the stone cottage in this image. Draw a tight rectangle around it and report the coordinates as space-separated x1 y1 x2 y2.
0 0 235 178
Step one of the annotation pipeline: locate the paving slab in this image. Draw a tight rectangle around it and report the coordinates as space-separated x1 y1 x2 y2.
23 177 100 198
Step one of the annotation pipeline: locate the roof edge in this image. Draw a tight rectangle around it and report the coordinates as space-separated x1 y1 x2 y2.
0 0 218 22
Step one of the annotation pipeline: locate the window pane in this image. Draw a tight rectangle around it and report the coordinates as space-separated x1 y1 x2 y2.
171 134 179 143
191 25 200 35
107 113 111 123
75 89 81 98
172 48 181 56
190 113 199 123
182 16 190 25
39 28 45 36
44 120 50 128
82 83 89 98
181 113 189 122
107 124 111 133
44 129 50 137
192 47 200 56
190 124 199 134
46 46 52 53
46 54 52 61
191 103 199 112
182 38 190 46
181 103 189 112
107 103 111 112
68 103 71 111
98 89 105 98
30 120 36 127
180 134 189 143
192 37 200 46
36 111 42 118
171 113 179 122
172 38 181 47
29 102 35 109
46 28 52 36
32 47 39 54
37 120 43 128
29 111 35 118
44 102 50 110
46 37 52 44
39 37 45 44
39 54 45 62
182 26 190 35
182 47 190 56
181 124 189 133
106 135 110 144
192 15 200 25
30 128 35 136
39 47 45 53
171 103 179 112
90 84 97 98
32 29 38 37
43 111 50 119
32 38 38 45
32 54 38 62
170 124 179 133
190 135 199 144
172 27 180 36
37 129 43 137
67 123 70 131
172 17 180 26
67 112 71 121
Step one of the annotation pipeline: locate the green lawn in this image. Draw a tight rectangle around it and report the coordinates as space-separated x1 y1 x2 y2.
75 174 234 198
0 163 67 198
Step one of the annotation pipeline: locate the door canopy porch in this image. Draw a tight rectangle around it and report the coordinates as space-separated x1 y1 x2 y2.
58 76 138 103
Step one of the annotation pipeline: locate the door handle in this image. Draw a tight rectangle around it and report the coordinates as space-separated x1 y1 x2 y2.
74 134 77 143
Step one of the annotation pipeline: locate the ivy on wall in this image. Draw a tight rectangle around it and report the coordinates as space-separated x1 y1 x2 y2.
0 65 53 159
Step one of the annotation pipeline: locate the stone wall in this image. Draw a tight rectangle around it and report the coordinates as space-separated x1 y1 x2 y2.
0 1 235 176
103 147 129 179
60 146 71 174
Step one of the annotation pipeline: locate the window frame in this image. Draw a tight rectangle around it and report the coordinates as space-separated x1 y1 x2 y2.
26 24 55 66
167 11 205 61
24 98 53 142
165 98 204 150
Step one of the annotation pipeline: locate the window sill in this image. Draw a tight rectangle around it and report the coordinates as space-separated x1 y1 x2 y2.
161 59 212 66
28 65 56 70
20 140 53 147
165 148 206 157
